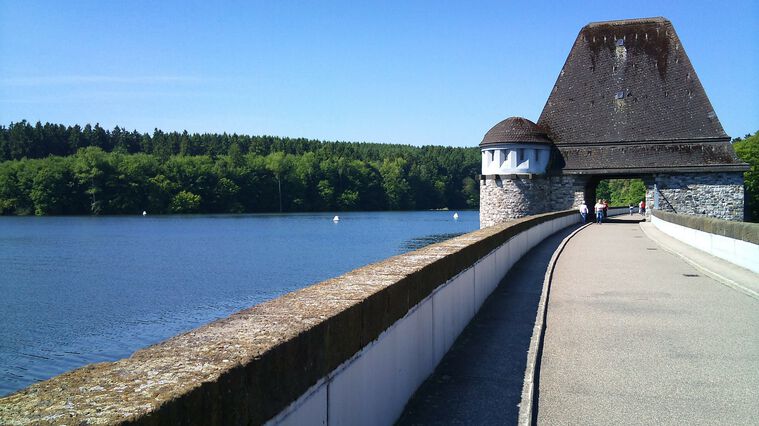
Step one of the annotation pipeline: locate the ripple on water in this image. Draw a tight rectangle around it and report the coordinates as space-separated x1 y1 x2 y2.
0 211 479 396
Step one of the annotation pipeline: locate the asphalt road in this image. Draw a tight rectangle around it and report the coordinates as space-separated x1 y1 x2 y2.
536 216 759 425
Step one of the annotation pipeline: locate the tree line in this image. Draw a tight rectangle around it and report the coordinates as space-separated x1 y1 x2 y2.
0 121 480 215
733 130 759 222
0 120 458 162
595 178 647 206
2 121 753 219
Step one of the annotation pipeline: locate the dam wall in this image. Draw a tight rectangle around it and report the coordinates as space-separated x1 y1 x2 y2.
1 210 584 425
651 210 759 274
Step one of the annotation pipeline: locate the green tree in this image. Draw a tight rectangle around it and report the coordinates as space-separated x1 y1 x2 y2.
596 178 646 206
72 147 110 214
29 157 73 215
0 160 33 214
228 142 244 168
170 190 201 213
147 174 177 213
734 130 759 222
379 158 411 210
0 120 485 215
213 177 242 212
461 176 479 208
107 153 160 214
317 179 335 209
338 189 359 210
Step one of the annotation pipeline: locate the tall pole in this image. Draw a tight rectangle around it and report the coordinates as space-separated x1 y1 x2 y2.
277 176 282 213
654 182 659 210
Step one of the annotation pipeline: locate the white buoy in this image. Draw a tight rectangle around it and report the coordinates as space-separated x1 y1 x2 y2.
453 212 459 220
142 211 147 216
333 215 339 222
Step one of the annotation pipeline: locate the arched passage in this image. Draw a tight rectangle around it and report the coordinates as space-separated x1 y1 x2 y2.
582 176 649 220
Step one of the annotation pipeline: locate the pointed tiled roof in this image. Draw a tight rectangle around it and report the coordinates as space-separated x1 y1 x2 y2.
537 17 747 173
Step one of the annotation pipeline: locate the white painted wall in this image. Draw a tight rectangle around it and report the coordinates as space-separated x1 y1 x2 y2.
651 215 759 274
481 143 551 175
268 212 582 426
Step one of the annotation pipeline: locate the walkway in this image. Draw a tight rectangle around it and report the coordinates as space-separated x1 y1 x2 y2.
537 216 759 425
397 224 579 424
398 216 759 425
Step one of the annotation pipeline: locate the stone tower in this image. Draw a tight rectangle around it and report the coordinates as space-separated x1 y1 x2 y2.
479 117 553 228
479 17 748 229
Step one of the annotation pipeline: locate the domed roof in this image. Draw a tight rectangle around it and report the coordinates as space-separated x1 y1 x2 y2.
481 117 552 147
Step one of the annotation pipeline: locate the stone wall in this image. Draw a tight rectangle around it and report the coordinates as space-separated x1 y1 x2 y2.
480 175 586 228
481 171 744 228
646 172 744 221
479 176 550 228
549 175 587 211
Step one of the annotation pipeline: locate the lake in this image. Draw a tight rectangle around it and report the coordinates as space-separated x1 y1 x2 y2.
0 211 478 396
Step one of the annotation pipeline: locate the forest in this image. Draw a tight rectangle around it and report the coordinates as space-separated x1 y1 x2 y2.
0 121 480 215
595 178 647 206
733 130 759 221
1 122 755 219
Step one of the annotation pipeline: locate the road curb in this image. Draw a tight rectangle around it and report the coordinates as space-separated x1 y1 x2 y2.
517 222 591 426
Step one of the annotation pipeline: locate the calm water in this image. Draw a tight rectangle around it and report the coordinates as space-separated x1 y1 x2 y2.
0 211 478 396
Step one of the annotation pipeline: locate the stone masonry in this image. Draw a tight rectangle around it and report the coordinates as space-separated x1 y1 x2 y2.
480 176 549 228
548 175 587 211
480 174 587 228
645 172 744 221
481 171 744 229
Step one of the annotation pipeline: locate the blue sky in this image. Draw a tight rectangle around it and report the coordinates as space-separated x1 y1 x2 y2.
0 0 756 147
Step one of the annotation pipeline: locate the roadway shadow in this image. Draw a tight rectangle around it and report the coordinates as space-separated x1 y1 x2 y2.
602 217 646 224
396 225 579 425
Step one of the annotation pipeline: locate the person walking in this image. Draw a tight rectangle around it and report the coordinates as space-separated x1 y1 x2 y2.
579 202 589 224
629 204 634 215
639 200 646 215
594 199 605 224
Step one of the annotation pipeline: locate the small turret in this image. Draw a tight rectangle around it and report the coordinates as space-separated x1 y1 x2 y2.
479 117 555 228
480 117 552 175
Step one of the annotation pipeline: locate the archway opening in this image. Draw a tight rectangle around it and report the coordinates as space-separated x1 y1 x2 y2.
583 177 648 221
595 178 647 207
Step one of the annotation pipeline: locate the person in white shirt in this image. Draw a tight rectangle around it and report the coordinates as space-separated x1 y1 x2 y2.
579 202 589 224
594 200 605 224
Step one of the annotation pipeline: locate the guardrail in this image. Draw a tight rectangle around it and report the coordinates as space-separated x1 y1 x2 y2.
0 210 584 425
651 210 759 274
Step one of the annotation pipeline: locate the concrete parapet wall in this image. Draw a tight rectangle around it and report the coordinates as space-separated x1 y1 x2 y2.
0 211 580 426
607 206 631 216
272 211 579 426
651 210 759 274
